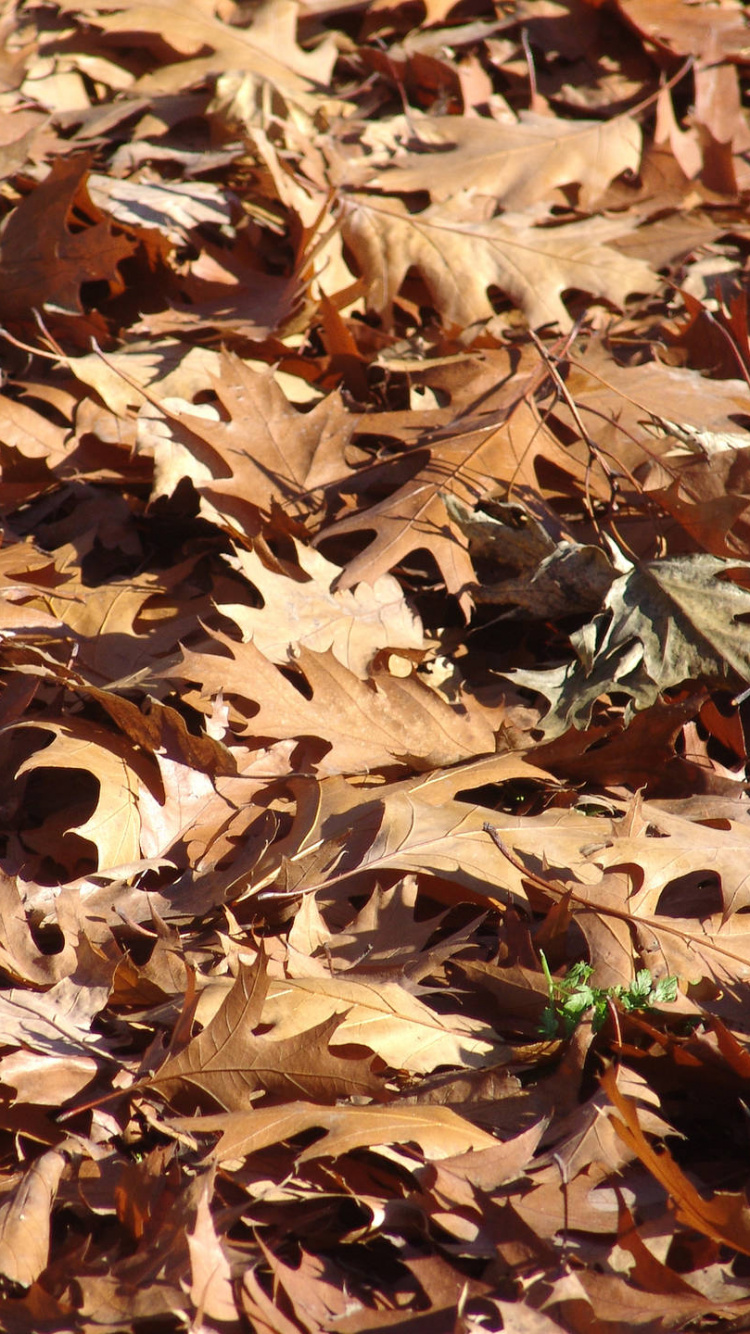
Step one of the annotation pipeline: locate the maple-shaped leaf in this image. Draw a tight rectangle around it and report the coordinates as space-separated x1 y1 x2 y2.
0 156 135 323
509 554 750 736
341 194 657 331
149 953 384 1109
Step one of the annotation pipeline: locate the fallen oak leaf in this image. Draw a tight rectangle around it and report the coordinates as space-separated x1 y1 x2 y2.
219 538 424 679
170 629 497 775
90 342 360 529
55 0 338 93
139 348 357 505
616 0 750 61
368 110 644 211
0 155 135 324
194 971 505 1077
249 780 613 907
0 1050 99 1109
24 551 217 685
0 871 77 987
148 952 385 1110
569 1267 750 1332
188 751 557 906
483 823 750 979
252 789 750 992
341 193 658 331
173 1101 500 1164
320 353 561 611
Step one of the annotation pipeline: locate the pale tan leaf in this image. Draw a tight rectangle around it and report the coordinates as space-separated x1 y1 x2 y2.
197 973 504 1075
616 0 750 61
187 1171 237 1324
66 340 224 417
15 719 152 868
247 771 612 906
172 630 497 775
175 1101 500 1164
368 111 643 210
220 538 423 678
0 871 77 986
0 1151 66 1288
341 194 658 330
53 0 337 92
0 1050 99 1106
88 175 231 243
137 351 358 527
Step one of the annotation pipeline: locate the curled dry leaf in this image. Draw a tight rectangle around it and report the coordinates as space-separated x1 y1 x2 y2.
0 1150 67 1289
187 1170 237 1325
13 718 156 869
511 554 750 736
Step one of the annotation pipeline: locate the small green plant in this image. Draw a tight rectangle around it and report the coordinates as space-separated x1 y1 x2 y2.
539 953 679 1037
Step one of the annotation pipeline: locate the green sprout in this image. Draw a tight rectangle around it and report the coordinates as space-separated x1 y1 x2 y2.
539 953 679 1038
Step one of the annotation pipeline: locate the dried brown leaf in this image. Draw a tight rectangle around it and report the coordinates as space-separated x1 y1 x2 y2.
368 111 643 210
219 539 424 679
603 1065 750 1256
0 156 134 324
172 629 497 776
187 1170 237 1324
150 952 384 1109
341 194 657 331
176 1101 500 1163
0 1151 66 1289
195 971 503 1075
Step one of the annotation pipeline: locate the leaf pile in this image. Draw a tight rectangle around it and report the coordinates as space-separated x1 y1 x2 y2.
2 0 750 1329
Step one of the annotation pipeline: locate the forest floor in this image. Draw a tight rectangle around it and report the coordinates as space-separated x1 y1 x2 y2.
2 0 750 1330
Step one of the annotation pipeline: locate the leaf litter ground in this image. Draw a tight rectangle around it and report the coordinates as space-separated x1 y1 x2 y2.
2 0 750 1329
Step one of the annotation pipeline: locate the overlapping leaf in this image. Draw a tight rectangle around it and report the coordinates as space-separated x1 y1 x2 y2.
1 0 750 1329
